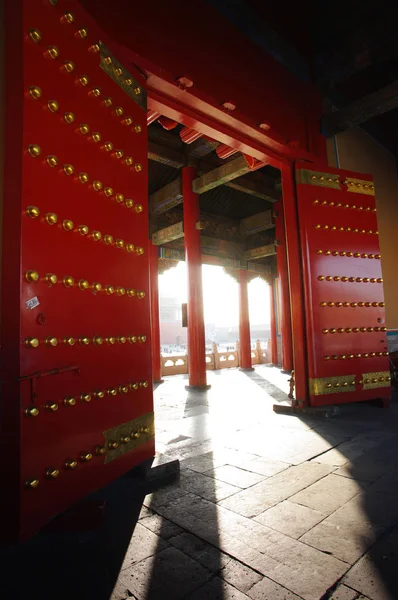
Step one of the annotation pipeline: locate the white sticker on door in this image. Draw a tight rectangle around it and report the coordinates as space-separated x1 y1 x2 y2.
26 296 40 310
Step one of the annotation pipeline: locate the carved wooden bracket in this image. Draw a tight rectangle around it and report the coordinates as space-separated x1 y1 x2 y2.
158 258 180 274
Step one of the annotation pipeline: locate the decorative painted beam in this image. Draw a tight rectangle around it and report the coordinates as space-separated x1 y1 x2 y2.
193 156 252 194
152 222 184 245
150 178 183 215
147 128 278 201
148 140 185 169
201 235 243 259
323 81 398 137
240 210 274 237
244 244 276 260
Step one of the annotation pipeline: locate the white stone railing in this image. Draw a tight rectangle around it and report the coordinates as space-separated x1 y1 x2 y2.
160 339 270 377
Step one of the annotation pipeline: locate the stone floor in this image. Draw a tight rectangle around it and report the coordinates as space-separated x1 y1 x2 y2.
114 366 398 600
2 365 398 600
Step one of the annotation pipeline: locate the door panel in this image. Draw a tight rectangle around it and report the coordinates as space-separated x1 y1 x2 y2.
1 0 153 540
295 162 390 407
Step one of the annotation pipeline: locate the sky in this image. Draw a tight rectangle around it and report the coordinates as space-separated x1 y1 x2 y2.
159 262 270 326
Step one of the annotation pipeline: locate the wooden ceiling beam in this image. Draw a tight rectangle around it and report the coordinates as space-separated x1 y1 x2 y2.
152 222 184 245
193 155 252 194
150 177 182 215
323 81 398 137
147 129 280 202
148 141 185 169
244 244 277 260
239 210 274 236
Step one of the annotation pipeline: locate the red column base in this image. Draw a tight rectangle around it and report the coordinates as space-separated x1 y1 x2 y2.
239 367 254 372
185 384 212 391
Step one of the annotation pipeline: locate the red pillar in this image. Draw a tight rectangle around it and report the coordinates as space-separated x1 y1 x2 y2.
269 281 278 365
281 162 308 406
238 269 254 370
275 200 293 372
182 166 209 389
149 242 162 383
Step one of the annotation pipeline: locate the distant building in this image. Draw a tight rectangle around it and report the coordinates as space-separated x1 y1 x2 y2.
160 297 187 345
160 296 269 347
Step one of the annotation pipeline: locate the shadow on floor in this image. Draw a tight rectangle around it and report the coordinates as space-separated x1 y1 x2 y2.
3 368 398 600
246 368 398 599
0 470 147 599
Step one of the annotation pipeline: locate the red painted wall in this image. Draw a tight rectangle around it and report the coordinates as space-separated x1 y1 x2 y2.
81 0 326 160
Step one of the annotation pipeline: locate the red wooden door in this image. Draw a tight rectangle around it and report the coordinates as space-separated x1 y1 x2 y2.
1 0 154 541
295 162 391 407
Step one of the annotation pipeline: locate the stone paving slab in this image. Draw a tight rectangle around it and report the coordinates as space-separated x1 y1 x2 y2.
344 529 398 600
247 576 303 600
186 575 251 599
115 372 398 600
300 519 375 565
153 492 348 600
290 473 366 515
180 448 260 473
219 557 263 593
328 584 360 599
238 457 291 478
168 531 231 572
221 427 347 465
143 481 188 510
218 462 334 517
139 514 184 539
300 491 398 564
179 469 241 502
119 546 212 600
366 468 398 495
313 432 395 467
120 523 169 568
333 436 398 483
205 465 266 488
254 500 326 539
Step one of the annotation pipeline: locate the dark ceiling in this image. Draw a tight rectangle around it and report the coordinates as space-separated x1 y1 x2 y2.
149 0 398 236
207 0 398 157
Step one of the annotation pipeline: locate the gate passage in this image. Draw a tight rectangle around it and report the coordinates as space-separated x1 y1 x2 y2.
1 0 153 540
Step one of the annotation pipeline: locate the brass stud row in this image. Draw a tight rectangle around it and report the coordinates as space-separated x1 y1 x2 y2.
27 145 144 212
363 376 391 384
24 381 149 418
100 49 143 97
320 376 390 392
24 269 145 298
314 224 379 235
313 199 376 212
322 326 387 334
325 381 354 388
316 250 381 259
28 24 142 133
25 206 144 254
23 335 147 349
318 275 383 283
324 352 389 360
24 420 151 488
27 88 142 168
310 176 374 190
320 301 385 308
